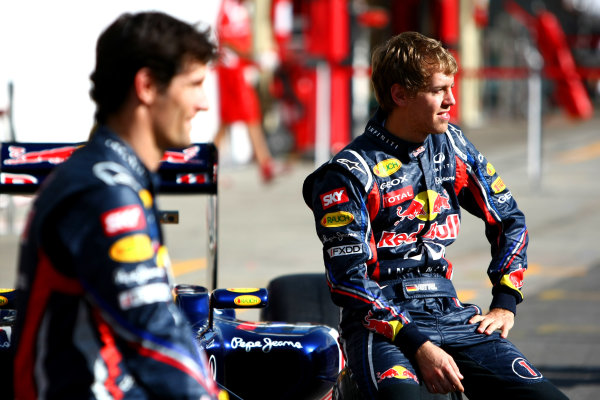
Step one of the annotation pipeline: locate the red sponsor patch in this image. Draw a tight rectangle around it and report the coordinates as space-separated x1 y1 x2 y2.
320 187 349 209
101 205 146 237
382 186 414 208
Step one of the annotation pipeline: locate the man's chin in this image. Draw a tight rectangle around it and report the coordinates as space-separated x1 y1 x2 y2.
434 121 449 134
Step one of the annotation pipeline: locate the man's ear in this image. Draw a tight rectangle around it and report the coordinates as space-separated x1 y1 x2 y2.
390 83 407 106
134 67 157 105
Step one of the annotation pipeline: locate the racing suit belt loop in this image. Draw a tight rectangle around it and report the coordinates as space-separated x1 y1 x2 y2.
380 277 457 300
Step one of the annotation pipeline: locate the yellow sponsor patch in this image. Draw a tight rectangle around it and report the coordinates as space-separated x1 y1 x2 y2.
320 211 354 228
486 163 496 176
156 245 171 269
233 295 262 307
109 234 154 263
491 177 506 193
0 296 7 307
373 158 402 177
138 189 153 208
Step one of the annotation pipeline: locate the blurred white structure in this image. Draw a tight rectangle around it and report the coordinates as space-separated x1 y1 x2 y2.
0 1 221 143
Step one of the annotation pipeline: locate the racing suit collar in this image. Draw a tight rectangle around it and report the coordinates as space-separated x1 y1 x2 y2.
92 125 159 192
366 108 429 160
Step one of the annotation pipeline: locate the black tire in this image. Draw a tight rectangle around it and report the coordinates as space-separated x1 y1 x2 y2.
260 273 339 328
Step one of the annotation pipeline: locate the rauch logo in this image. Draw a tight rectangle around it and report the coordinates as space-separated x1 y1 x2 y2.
320 211 354 228
373 158 402 177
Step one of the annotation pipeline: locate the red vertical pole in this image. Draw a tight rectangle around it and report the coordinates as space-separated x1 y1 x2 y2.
328 0 351 150
437 0 460 123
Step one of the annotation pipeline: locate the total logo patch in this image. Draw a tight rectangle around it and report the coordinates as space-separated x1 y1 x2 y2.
327 244 362 258
109 234 154 263
382 186 414 208
373 158 402 177
320 211 354 228
320 187 349 209
101 204 146 237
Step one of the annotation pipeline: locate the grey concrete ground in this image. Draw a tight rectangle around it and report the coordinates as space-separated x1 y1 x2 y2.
1 113 599 399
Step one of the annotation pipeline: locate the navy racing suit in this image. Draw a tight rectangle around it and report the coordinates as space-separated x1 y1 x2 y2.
13 126 219 399
303 109 566 399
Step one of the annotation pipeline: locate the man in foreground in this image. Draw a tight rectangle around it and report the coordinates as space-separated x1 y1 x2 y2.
303 32 568 399
13 12 220 399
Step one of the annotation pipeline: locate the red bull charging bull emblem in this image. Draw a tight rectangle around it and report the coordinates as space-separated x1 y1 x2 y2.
396 190 451 222
363 311 406 339
377 366 419 383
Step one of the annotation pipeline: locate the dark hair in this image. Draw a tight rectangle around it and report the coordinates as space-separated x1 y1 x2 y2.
90 11 217 123
371 32 458 113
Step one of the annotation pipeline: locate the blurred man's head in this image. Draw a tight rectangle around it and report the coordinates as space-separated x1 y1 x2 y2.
90 12 217 125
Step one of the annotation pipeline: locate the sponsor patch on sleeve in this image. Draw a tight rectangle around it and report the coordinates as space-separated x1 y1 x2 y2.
118 282 171 310
114 264 167 287
320 187 349 209
101 204 146 237
320 211 354 228
327 244 363 258
109 234 154 263
491 177 507 193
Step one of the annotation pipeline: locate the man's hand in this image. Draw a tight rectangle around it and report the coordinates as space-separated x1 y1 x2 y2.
469 308 514 338
414 341 464 394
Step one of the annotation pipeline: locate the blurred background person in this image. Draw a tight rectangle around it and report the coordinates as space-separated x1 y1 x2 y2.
214 0 278 183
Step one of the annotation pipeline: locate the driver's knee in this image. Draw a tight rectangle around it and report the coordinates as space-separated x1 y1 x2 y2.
376 383 420 400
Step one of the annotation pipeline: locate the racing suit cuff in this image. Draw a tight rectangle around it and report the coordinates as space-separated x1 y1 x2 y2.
490 291 517 315
393 323 429 358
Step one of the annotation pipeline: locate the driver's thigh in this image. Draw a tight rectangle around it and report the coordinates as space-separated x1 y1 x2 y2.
342 330 420 399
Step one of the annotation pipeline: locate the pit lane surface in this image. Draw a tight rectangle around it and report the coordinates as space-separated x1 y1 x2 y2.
1 113 599 399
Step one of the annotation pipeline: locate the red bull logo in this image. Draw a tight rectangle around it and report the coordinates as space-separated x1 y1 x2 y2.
378 214 459 248
363 311 402 340
396 190 451 222
377 366 419 383
161 146 200 164
4 145 80 165
373 158 402 177
500 266 525 292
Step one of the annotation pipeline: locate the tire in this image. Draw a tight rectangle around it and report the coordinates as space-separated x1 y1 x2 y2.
260 273 339 328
